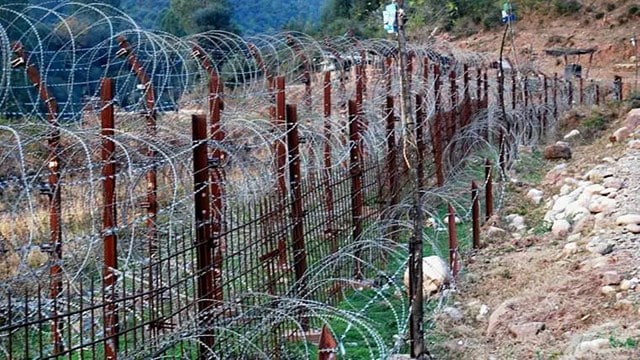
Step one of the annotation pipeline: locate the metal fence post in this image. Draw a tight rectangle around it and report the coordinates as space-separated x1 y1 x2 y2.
275 76 288 267
323 72 337 253
485 159 494 221
447 203 459 278
348 100 364 280
192 114 215 358
432 64 444 187
472 181 480 249
101 78 119 359
285 104 309 327
11 41 64 354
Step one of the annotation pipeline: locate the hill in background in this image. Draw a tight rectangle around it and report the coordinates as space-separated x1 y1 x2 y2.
118 0 323 34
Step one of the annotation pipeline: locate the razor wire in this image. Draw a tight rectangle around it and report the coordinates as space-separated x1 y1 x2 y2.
0 3 614 359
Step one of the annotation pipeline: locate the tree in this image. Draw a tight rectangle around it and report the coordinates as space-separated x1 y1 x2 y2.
168 0 237 34
192 3 237 33
158 8 186 36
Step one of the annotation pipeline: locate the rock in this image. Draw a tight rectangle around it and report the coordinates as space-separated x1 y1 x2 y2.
586 237 614 255
563 129 581 140
565 202 590 219
601 286 618 296
593 213 611 230
507 215 526 232
625 108 640 130
616 214 640 226
602 157 617 164
479 304 490 318
485 226 510 243
574 338 610 358
544 163 567 184
629 140 640 150
544 143 572 160
601 271 623 285
627 224 640 234
26 247 48 268
588 196 616 214
441 306 464 323
612 126 630 142
508 322 546 339
552 220 571 239
602 177 623 190
486 298 522 335
572 214 595 234
584 166 613 182
526 189 544 204
563 242 579 256
583 184 605 197
620 279 638 291
552 195 576 213
403 256 452 298
599 188 617 196
443 216 461 225
614 299 634 312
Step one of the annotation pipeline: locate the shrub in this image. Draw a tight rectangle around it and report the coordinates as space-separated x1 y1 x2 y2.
554 0 583 16
605 3 616 12
594 12 605 20
628 4 640 16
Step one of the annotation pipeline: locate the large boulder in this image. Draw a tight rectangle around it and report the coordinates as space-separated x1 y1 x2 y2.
403 255 452 298
625 108 640 130
543 143 572 160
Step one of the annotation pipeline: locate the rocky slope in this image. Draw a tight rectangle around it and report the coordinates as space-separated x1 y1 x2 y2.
432 107 640 359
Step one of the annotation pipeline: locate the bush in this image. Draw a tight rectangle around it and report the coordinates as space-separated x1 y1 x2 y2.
554 0 582 16
628 4 640 16
594 12 605 20
605 3 616 12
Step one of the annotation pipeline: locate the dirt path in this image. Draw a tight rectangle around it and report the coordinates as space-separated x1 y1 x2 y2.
431 108 640 359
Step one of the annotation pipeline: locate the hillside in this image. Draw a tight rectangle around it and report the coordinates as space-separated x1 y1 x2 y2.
446 1 639 96
119 0 324 34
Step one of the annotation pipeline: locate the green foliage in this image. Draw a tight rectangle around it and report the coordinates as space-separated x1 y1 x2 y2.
553 0 582 16
628 4 640 16
609 336 639 349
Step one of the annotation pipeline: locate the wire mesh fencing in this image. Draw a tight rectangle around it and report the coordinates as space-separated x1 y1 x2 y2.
0 3 622 359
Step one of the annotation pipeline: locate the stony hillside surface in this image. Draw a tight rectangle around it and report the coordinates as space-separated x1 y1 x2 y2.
432 108 640 358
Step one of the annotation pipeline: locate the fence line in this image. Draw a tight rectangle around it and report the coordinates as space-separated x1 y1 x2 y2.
0 5 624 359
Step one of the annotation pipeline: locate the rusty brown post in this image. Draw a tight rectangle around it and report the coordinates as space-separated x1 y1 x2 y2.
472 181 480 249
322 72 337 253
11 41 64 354
579 77 584 105
101 78 119 359
275 77 288 267
595 82 600 105
385 93 398 205
462 64 471 127
286 36 311 108
483 70 489 108
567 79 574 107
208 71 225 304
285 104 309 318
318 325 337 360
349 100 364 279
115 36 158 268
192 114 215 358
447 203 459 278
422 57 429 96
448 70 458 141
476 67 482 103
433 64 444 186
485 159 494 221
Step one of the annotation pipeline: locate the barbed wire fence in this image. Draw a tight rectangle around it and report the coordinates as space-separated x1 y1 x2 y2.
0 3 620 359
